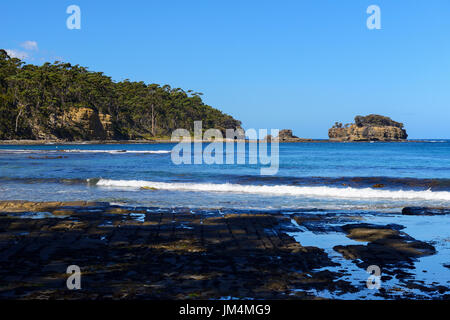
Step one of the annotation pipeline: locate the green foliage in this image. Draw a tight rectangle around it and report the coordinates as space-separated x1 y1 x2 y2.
354 114 404 129
0 49 241 140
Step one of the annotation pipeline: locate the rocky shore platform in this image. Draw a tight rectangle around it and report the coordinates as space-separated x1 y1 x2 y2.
0 201 448 300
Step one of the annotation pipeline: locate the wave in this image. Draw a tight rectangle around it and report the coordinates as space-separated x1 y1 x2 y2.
94 179 450 201
226 175 450 191
61 149 171 154
0 149 171 154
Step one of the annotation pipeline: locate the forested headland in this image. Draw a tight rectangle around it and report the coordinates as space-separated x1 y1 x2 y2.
0 49 241 141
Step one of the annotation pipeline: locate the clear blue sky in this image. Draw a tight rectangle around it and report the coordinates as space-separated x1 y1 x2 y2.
1 0 449 138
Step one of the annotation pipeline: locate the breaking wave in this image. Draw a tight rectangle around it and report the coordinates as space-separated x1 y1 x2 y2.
0 149 171 154
61 149 171 154
94 179 450 201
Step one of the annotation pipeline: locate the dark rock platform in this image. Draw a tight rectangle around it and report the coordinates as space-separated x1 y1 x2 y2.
1 201 448 300
0 201 352 299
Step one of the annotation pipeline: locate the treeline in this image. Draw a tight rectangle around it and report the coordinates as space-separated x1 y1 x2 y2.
354 114 404 129
0 49 241 140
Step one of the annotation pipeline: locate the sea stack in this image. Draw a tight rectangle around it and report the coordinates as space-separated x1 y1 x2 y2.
265 129 312 142
328 114 408 142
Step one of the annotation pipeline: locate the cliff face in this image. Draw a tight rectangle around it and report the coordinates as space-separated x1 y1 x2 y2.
328 115 408 141
62 107 114 140
29 107 114 141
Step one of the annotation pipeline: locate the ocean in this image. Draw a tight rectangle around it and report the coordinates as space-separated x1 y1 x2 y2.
1 141 449 211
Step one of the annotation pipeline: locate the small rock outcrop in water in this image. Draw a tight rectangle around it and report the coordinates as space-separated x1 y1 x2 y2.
334 223 436 266
265 129 312 142
278 129 299 141
402 207 450 216
328 114 408 141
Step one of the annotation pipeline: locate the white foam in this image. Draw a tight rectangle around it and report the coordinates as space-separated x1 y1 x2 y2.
0 149 171 154
62 149 171 154
94 179 450 201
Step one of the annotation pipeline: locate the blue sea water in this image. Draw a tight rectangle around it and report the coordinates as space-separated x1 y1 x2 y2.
1 141 450 211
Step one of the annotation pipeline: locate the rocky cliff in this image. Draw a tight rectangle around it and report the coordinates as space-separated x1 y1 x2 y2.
328 115 408 141
28 107 114 141
61 107 114 140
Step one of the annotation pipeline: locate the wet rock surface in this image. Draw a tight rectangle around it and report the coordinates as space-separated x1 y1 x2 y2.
334 223 436 268
290 213 449 299
402 207 450 216
0 201 350 300
0 202 448 300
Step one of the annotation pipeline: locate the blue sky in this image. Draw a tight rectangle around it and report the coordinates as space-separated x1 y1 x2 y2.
1 0 449 138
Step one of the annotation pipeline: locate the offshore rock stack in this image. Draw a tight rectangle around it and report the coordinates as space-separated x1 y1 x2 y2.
265 129 313 142
328 114 408 142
